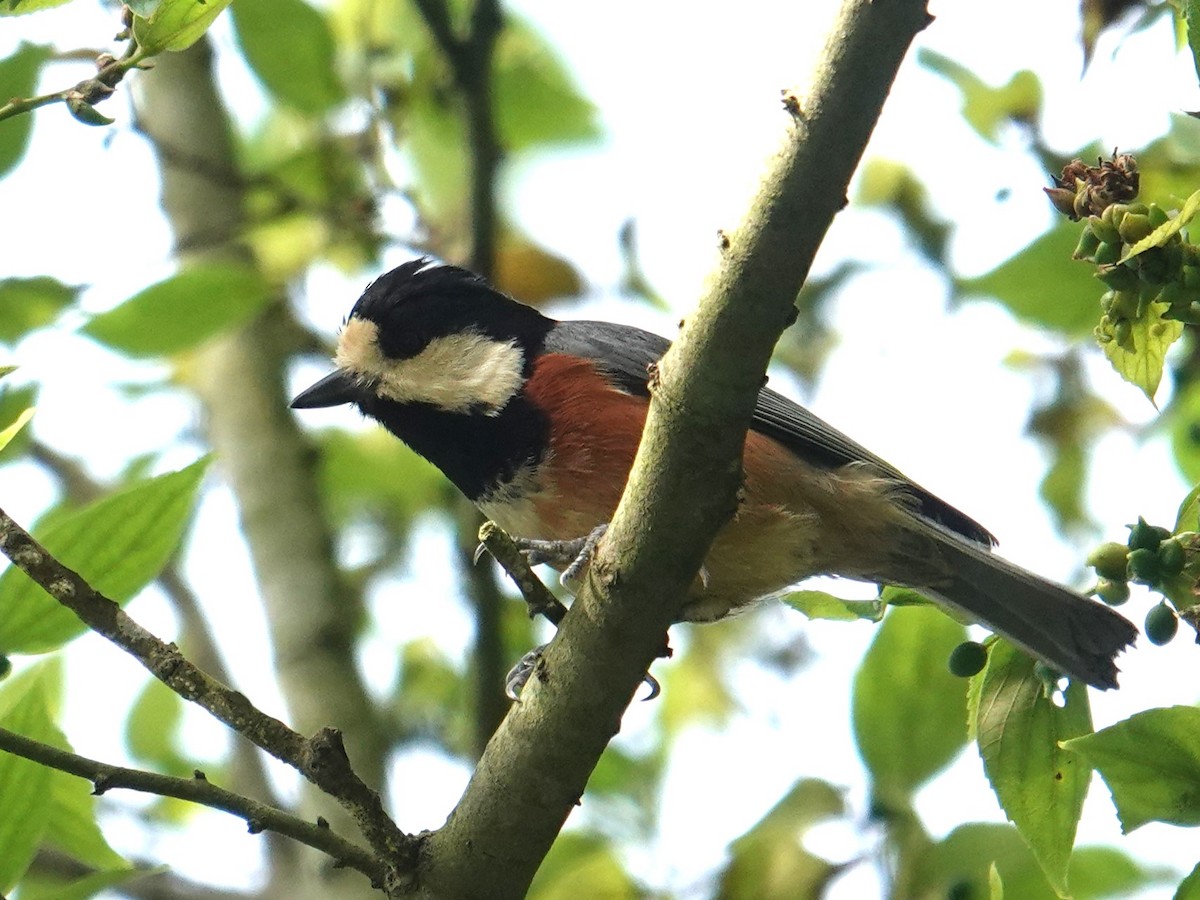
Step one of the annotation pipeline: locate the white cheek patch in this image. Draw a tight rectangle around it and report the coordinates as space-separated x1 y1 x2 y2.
335 317 526 414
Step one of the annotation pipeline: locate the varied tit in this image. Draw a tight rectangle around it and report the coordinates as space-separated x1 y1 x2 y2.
291 259 1137 689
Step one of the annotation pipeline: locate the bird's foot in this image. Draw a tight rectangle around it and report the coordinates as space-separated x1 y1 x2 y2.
512 523 609 589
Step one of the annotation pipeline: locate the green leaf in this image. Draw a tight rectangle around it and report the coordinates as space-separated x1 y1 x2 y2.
1064 706 1200 832
1068 846 1171 899
230 0 345 114
1123 189 1200 263
0 0 75 14
958 223 1102 335
975 640 1092 897
42 723 126 870
1187 0 1200 89
918 49 1041 142
989 862 1005 900
0 457 210 654
1174 482 1200 533
0 663 58 891
0 406 32 454
82 264 271 358
125 677 188 773
1177 861 1200 900
1098 300 1183 405
494 19 599 151
0 276 81 342
132 0 234 53
528 832 637 900
781 589 883 622
852 606 969 801
0 43 51 180
0 383 36 461
717 779 846 900
1039 442 1090 532
1170 382 1200 485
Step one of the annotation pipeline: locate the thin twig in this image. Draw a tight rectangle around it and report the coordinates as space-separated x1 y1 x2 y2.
0 727 382 884
0 36 147 124
0 507 413 892
476 521 567 625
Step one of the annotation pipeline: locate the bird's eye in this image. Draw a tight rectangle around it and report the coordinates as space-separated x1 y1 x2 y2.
379 327 427 360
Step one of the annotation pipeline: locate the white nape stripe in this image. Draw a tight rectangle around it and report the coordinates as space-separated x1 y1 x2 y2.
335 317 526 414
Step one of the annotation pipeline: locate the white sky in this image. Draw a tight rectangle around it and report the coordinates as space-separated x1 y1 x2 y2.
2 0 1199 897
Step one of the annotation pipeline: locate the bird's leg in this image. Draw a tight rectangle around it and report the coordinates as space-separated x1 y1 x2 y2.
493 523 670 701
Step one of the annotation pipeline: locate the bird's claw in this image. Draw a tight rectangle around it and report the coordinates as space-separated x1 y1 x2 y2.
504 642 662 702
512 524 609 589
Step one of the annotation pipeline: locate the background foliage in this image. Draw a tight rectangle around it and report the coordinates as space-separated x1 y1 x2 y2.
2 0 1200 898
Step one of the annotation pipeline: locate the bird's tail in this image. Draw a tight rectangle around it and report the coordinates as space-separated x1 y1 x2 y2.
903 522 1138 689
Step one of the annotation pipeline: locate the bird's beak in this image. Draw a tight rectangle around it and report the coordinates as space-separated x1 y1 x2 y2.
290 370 362 409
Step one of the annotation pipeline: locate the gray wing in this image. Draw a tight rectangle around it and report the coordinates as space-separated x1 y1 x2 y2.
545 319 995 547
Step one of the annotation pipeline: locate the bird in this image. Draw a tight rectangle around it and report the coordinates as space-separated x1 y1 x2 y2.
291 259 1138 689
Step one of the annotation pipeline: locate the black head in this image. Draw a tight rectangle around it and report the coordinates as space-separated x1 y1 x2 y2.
291 259 554 416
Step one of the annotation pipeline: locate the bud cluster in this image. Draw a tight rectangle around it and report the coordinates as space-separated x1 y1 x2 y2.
1069 202 1200 350
1087 517 1197 646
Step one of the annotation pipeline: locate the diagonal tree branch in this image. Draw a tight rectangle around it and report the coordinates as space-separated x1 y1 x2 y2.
0 506 413 894
413 1 935 896
0 727 382 884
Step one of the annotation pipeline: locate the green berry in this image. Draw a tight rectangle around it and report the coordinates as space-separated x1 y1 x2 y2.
1148 203 1170 228
1088 541 1130 580
1157 538 1186 577
1146 602 1179 645
1128 517 1171 552
1127 547 1161 584
947 641 988 677
1095 578 1131 606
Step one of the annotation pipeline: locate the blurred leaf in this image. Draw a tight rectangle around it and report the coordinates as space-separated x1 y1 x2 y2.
1080 0 1147 66
0 457 210 654
1097 300 1182 405
1069 846 1172 898
658 626 736 734
132 0 233 54
975 640 1092 897
528 832 638 900
231 0 345 114
0 0 74 14
318 428 443 530
1176 482 1200 533
782 589 883 622
21 867 155 900
43 725 126 870
0 663 58 891
1039 442 1089 532
1064 706 1200 832
0 276 81 341
919 50 1041 141
909 823 1158 900
82 264 272 358
493 237 583 304
717 779 847 900
856 158 949 266
1178 861 1200 900
0 405 32 454
494 18 599 151
125 677 189 774
958 223 1102 335
852 606 969 802
0 43 50 179
1185 0 1200 89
